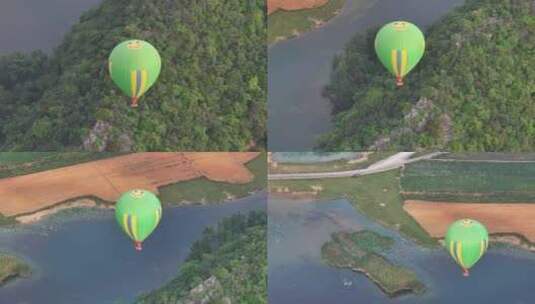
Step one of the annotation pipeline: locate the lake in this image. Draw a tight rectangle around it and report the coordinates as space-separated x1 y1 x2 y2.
272 152 361 163
0 193 266 304
0 0 102 54
269 197 535 303
268 0 465 150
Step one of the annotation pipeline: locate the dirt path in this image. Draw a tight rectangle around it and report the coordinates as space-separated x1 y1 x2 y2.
404 200 535 242
268 0 329 15
0 153 258 217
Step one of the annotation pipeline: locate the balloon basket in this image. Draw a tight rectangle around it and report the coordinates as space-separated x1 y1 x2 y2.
134 241 143 251
462 269 469 277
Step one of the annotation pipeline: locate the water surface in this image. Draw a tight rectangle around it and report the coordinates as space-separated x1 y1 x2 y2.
268 197 535 303
268 0 465 150
0 193 266 304
0 0 102 54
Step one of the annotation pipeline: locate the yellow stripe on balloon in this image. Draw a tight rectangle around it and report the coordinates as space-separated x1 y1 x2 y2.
139 70 148 97
123 214 134 239
456 241 465 268
153 208 161 231
108 61 113 76
130 70 137 98
401 49 408 76
479 240 486 257
391 50 399 76
449 241 457 262
132 216 139 241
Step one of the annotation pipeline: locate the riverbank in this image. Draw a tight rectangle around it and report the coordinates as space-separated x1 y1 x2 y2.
270 170 437 246
268 0 346 44
0 254 31 286
322 230 425 297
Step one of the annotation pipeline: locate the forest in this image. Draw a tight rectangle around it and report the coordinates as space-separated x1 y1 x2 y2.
136 211 267 304
319 0 535 151
0 0 266 151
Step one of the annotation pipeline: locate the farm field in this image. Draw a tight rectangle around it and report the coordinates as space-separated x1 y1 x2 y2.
268 0 329 14
0 153 259 216
404 201 535 242
401 160 535 202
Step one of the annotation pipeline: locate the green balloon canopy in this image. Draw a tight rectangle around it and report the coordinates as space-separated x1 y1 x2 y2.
374 21 425 86
108 40 161 107
115 189 162 251
445 219 489 277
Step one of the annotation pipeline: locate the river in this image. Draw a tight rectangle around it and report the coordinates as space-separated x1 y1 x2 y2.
0 193 266 304
269 197 535 303
0 0 102 54
268 0 465 150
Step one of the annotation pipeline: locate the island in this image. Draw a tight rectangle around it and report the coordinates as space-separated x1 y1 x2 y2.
319 0 535 151
0 254 31 286
322 230 425 297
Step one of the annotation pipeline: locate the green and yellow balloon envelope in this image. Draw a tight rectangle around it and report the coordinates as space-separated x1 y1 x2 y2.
374 21 425 86
115 189 162 251
445 219 489 276
108 40 161 107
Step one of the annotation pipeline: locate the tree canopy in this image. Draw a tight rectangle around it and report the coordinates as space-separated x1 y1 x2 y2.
0 0 266 151
319 0 535 151
135 211 267 304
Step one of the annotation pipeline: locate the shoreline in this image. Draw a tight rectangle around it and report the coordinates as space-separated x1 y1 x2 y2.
8 190 266 226
268 0 346 46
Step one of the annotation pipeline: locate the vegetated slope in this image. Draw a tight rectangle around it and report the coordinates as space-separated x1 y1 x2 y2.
319 0 535 151
136 211 267 304
0 0 266 151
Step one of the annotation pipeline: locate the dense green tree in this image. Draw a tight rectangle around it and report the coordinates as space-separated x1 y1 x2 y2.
0 0 266 151
320 0 535 151
136 211 267 304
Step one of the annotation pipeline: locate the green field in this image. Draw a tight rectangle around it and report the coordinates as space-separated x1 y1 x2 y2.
436 153 535 161
401 160 535 202
268 0 346 44
159 153 267 205
322 230 425 296
270 170 435 246
270 152 395 174
0 152 123 178
0 254 31 286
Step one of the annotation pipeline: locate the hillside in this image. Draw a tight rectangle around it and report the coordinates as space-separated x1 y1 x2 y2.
135 211 267 304
0 0 266 151
319 0 535 151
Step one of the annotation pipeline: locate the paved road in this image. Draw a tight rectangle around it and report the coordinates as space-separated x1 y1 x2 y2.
268 152 445 180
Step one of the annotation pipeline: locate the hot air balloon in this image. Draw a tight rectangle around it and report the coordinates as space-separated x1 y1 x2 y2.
374 21 425 86
445 219 489 277
115 189 162 251
108 40 161 107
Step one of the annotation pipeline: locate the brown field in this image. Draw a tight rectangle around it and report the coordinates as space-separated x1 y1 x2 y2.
0 152 258 216
268 0 329 14
404 200 535 242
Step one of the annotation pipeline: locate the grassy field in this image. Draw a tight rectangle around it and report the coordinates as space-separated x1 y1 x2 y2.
159 153 267 205
322 230 425 296
0 254 31 286
270 152 395 174
401 160 535 202
268 0 345 44
435 153 535 161
0 152 123 178
270 170 436 246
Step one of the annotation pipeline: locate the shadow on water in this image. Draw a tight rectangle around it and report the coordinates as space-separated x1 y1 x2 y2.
268 197 535 303
268 0 465 150
0 193 266 304
0 0 102 54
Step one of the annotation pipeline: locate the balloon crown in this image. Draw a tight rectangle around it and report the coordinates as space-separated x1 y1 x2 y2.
130 189 145 199
127 40 143 50
392 21 408 31
461 219 473 227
